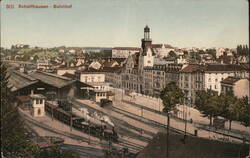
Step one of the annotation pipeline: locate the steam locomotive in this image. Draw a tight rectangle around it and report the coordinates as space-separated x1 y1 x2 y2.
45 101 119 142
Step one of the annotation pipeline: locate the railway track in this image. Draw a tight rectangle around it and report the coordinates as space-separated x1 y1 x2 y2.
19 108 144 154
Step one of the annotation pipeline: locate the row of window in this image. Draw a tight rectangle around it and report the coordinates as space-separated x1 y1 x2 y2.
208 78 224 82
209 85 218 89
221 86 233 92
96 93 106 97
82 76 103 82
35 99 43 104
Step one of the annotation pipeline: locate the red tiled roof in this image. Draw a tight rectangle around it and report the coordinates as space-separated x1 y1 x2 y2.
180 64 205 73
180 64 245 73
204 64 244 72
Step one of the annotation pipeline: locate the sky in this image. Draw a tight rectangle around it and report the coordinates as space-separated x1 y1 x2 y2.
0 0 249 48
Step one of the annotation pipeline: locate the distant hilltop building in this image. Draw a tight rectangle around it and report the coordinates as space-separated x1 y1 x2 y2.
151 44 174 58
13 44 29 49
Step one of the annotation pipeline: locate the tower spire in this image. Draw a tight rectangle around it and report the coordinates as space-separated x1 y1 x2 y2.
141 25 152 55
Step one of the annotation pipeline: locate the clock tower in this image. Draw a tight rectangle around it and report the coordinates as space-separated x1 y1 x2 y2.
141 25 152 55
139 25 155 69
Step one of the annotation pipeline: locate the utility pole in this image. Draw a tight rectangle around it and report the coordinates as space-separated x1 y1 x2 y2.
122 88 124 101
88 122 91 144
108 135 111 153
51 106 54 121
70 116 72 132
158 98 161 112
141 107 143 118
166 112 170 158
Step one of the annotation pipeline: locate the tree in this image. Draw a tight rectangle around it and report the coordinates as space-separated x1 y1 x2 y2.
206 49 216 59
33 55 39 62
236 44 249 56
195 90 220 127
219 92 238 130
196 90 250 130
160 82 183 158
239 96 250 127
22 53 30 61
1 61 39 157
36 147 80 158
168 51 177 58
1 61 80 158
189 51 201 63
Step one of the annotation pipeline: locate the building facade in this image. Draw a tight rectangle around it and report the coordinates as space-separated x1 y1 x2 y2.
221 77 249 98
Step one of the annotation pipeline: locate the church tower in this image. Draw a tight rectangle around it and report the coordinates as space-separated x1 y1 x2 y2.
139 25 155 69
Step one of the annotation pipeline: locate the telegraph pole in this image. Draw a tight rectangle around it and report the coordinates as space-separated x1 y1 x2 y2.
70 116 73 132
166 112 170 158
141 107 143 118
51 106 54 121
88 121 91 144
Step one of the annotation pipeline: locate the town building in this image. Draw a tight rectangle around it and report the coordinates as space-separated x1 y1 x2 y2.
178 63 247 105
37 59 53 72
151 44 174 58
112 47 141 58
179 64 205 104
75 69 111 102
203 64 245 95
221 77 249 98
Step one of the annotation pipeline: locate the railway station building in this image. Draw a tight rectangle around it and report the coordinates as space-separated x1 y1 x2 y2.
8 70 92 101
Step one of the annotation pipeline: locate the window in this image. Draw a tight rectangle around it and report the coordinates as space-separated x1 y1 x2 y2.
36 99 39 104
210 85 212 89
215 85 217 89
39 99 43 104
215 79 218 82
208 78 211 82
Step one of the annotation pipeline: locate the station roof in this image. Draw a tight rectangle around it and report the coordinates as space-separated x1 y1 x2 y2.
8 71 38 92
8 70 92 91
29 71 75 88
